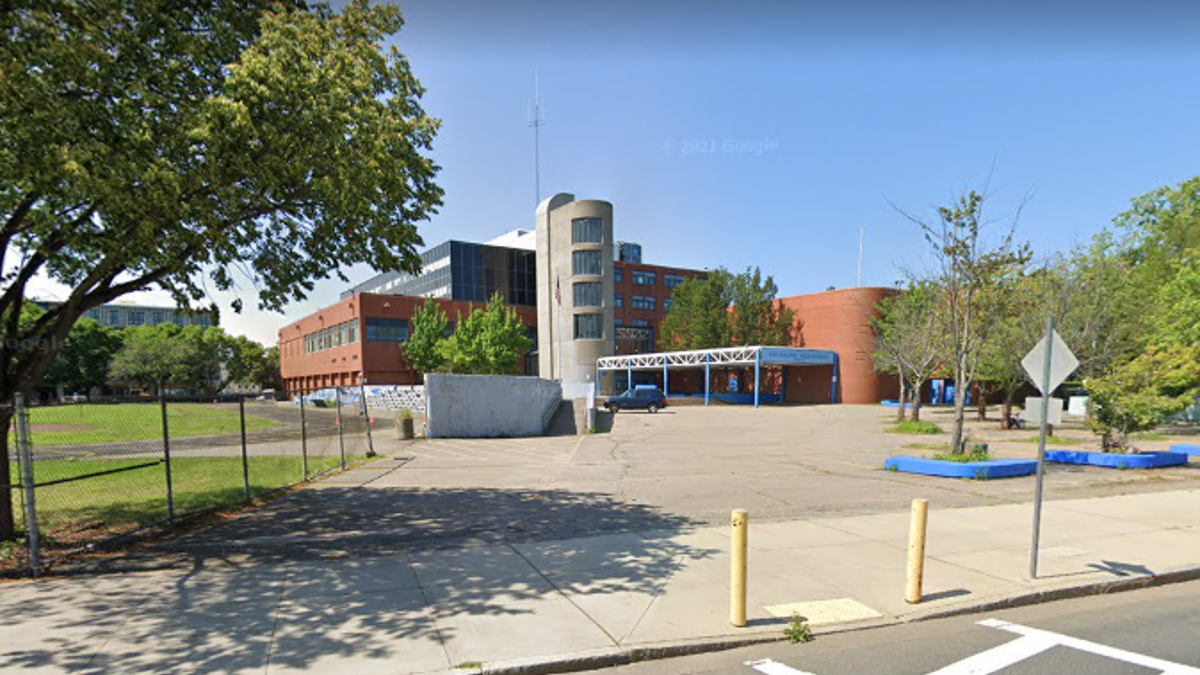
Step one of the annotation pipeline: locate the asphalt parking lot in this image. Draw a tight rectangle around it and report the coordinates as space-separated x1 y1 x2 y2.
137 402 1200 568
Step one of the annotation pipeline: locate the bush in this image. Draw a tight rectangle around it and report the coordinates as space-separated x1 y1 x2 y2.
888 420 943 435
1087 345 1200 451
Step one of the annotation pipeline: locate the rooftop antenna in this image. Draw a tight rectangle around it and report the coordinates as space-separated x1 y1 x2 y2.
857 224 864 287
528 71 545 207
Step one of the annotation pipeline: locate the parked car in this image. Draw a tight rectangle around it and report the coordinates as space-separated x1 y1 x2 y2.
605 387 667 414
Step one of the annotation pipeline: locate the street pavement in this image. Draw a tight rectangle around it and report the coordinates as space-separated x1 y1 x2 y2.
597 575 1200 675
2 484 1199 674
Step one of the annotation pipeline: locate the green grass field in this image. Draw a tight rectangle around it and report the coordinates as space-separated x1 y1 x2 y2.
8 453 351 548
18 403 278 447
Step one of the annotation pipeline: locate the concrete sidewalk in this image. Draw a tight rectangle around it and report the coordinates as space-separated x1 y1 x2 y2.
2 489 1198 675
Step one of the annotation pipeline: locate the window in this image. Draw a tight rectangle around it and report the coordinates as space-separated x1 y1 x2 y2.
128 311 144 326
664 298 674 312
614 294 623 308
574 314 603 339
348 321 358 343
365 317 408 343
572 250 602 276
631 318 650 327
571 217 603 244
614 267 623 283
573 282 603 307
631 295 656 311
632 270 656 286
664 273 686 288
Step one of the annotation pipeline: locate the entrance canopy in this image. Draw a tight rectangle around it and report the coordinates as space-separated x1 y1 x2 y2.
597 346 839 406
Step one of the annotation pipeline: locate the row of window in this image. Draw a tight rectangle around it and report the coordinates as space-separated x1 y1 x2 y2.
574 314 603 339
616 318 651 327
573 282 603 307
571 218 604 244
613 294 675 312
572 250 603 276
304 320 359 354
631 294 655 311
365 317 408 343
612 269 689 288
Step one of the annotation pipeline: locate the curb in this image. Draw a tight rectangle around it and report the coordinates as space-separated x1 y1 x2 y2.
905 563 1200 623
448 563 1200 675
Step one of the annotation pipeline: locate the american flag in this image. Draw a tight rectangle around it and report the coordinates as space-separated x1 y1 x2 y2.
555 275 561 305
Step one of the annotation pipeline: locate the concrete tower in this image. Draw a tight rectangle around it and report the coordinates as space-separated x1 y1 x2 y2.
536 194 614 392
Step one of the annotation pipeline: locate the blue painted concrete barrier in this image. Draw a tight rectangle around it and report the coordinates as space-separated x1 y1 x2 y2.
884 456 1038 479
880 400 915 409
1045 449 1189 469
1169 443 1200 457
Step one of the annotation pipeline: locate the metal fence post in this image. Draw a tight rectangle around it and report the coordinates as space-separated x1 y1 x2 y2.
335 386 346 470
360 378 376 457
239 397 250 501
299 390 309 481
160 395 175 522
14 394 41 577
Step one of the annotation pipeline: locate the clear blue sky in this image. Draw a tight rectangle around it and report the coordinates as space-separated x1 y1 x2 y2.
54 0 1200 343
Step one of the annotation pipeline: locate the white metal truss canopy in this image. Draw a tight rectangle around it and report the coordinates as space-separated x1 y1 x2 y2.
597 346 840 408
597 345 837 371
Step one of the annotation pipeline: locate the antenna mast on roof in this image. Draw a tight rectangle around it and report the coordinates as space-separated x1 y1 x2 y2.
528 71 545 207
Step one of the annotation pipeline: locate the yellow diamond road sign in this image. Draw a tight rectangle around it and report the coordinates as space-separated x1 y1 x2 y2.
1021 329 1079 395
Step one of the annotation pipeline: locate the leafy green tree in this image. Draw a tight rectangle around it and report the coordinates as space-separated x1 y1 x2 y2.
439 293 533 375
659 267 795 350
901 190 1031 453
0 0 441 538
728 267 796 347
871 281 943 422
255 346 282 392
659 272 731 350
45 317 123 397
1086 345 1200 451
403 298 450 376
107 326 199 396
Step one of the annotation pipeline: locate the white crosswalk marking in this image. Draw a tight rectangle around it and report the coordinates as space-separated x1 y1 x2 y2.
977 619 1200 675
923 634 1057 675
744 618 1200 675
746 658 819 675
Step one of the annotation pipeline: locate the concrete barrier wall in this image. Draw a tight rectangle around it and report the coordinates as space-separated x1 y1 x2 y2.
424 374 562 438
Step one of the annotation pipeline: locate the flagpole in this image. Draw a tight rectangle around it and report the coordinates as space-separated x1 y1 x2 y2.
556 273 566 379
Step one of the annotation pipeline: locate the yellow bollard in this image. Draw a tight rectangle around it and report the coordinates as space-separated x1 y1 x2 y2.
905 499 929 604
730 509 748 627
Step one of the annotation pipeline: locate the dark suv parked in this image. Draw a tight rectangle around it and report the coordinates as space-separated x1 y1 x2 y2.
604 387 668 413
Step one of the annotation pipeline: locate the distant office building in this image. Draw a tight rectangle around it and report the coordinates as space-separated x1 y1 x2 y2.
277 197 896 404
33 300 216 329
615 241 643 264
340 234 537 307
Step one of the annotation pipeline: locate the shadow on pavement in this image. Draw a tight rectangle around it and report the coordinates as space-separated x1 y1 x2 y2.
1 487 714 674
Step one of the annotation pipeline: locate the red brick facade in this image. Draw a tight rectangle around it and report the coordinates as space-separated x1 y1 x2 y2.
278 293 537 392
777 287 899 404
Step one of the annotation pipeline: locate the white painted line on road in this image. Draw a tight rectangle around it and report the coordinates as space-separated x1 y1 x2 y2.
977 619 1200 674
746 658 819 675
923 634 1057 675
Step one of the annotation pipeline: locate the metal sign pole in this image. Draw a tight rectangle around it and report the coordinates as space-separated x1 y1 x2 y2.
1029 316 1055 579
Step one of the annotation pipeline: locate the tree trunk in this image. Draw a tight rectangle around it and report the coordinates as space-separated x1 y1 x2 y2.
0 411 14 540
951 370 967 454
1001 396 1014 429
975 383 987 421
911 379 925 422
896 379 907 422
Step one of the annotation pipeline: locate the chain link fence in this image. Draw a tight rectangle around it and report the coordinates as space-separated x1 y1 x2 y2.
6 384 390 576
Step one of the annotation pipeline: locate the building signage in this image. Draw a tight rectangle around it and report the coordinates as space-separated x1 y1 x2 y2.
758 347 836 366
